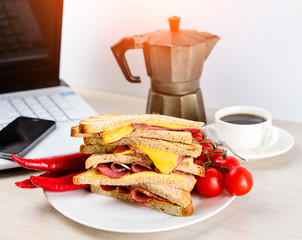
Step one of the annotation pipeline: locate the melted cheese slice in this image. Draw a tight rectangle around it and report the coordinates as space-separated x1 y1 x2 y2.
114 149 135 156
102 125 134 143
133 145 180 174
101 123 190 144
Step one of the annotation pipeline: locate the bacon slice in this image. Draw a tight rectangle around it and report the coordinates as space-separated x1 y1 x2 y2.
131 162 153 173
96 163 130 179
130 188 172 206
132 124 200 133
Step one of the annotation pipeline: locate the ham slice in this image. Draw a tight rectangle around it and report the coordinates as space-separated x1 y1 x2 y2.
96 161 155 178
111 162 130 172
129 146 147 156
113 145 131 155
117 186 131 194
100 185 173 206
177 156 184 166
97 152 184 177
131 162 153 173
96 163 130 179
132 124 200 133
100 185 116 191
101 185 131 194
171 169 185 175
130 188 172 206
113 145 147 156
154 167 161 174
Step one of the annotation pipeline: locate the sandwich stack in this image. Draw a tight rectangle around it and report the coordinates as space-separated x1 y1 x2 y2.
72 114 205 216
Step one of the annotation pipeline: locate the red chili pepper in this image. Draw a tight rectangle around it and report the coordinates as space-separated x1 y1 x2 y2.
30 171 88 192
11 152 90 172
15 172 63 189
15 179 37 189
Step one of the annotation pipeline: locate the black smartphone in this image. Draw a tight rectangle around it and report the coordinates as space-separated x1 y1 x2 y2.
0 117 56 160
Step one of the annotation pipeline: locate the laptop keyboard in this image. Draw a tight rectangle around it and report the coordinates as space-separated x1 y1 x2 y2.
0 93 81 130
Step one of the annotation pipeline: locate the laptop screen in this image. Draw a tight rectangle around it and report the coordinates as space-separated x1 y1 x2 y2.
0 0 63 94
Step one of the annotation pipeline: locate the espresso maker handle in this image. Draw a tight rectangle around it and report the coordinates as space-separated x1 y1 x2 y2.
111 37 141 83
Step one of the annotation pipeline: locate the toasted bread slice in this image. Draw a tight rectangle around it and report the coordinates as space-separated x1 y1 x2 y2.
73 169 197 191
82 137 202 158
71 125 193 144
80 144 118 154
78 114 204 133
90 184 193 216
85 154 205 177
71 126 96 138
90 182 192 207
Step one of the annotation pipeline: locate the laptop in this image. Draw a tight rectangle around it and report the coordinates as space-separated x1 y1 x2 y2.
0 0 97 170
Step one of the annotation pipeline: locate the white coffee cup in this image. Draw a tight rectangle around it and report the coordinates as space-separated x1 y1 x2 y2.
215 106 279 152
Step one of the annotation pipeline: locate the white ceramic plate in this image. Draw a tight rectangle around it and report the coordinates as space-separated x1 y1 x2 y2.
206 124 294 160
44 189 235 233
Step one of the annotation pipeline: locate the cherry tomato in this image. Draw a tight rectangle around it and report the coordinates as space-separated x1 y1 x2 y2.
192 133 204 143
195 152 208 165
206 148 226 161
196 168 224 197
224 166 253 196
200 138 215 151
212 156 240 170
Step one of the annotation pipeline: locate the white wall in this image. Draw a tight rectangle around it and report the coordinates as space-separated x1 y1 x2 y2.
60 0 302 123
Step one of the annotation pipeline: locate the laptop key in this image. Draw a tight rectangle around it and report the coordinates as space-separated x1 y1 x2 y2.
4 2 18 19
1 109 19 118
0 10 5 20
11 18 25 34
21 113 37 118
37 95 61 112
50 93 72 109
37 112 54 121
0 117 17 125
51 111 68 122
11 98 31 113
2 27 13 36
50 93 81 119
64 110 81 120
16 35 28 43
0 99 11 107
0 19 10 27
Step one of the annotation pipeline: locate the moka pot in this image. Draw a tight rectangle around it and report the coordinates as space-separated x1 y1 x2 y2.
111 16 219 122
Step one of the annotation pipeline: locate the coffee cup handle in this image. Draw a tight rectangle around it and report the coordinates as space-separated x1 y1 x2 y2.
261 125 279 148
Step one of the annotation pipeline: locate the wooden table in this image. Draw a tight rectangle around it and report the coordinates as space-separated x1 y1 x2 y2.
1 88 301 240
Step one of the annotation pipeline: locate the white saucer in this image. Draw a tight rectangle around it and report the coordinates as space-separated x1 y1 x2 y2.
205 124 294 160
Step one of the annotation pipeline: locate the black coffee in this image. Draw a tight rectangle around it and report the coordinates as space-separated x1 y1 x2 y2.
220 114 266 125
